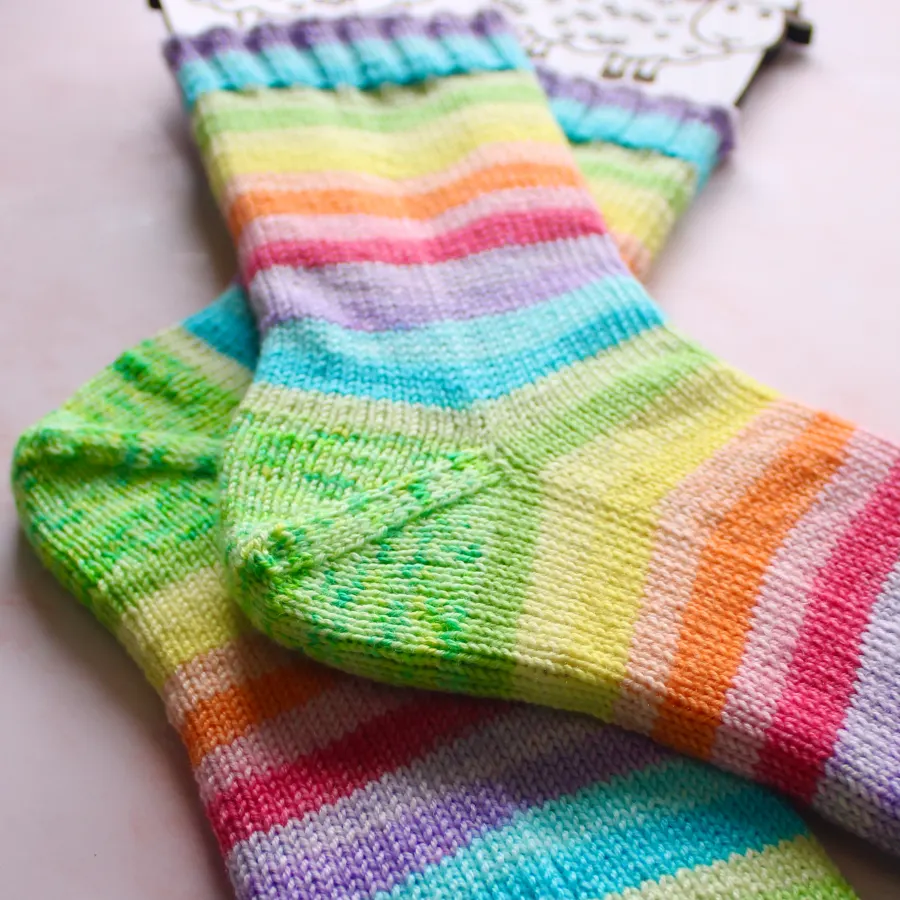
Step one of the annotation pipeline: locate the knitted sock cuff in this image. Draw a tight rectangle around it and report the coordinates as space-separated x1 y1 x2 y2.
163 10 530 108
164 10 733 183
541 69 735 187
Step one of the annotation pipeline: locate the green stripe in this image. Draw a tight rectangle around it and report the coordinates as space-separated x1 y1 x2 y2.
54 336 244 439
514 337 719 469
733 880 854 900
194 72 545 145
14 465 219 627
573 143 696 215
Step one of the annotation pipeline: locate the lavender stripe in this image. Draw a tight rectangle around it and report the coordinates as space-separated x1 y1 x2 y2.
172 11 516 63
250 233 627 332
815 557 900 853
538 66 735 156
226 710 666 900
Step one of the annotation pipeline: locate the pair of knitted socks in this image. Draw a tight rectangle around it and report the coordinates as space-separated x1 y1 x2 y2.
11 10 891 899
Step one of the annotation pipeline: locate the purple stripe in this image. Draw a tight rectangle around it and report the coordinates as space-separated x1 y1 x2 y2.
420 10 512 40
175 11 516 60
538 66 735 157
814 558 900 853
250 233 627 332
226 711 667 900
191 25 245 58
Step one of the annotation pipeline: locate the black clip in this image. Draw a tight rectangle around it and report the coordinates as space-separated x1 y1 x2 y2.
785 14 814 46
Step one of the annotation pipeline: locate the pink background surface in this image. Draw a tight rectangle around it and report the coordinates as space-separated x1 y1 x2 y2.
2 0 900 896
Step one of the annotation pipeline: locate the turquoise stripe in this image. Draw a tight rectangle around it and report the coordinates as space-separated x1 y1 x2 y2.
256 277 663 407
183 285 259 371
175 58 222 108
489 34 533 71
214 48 272 91
174 34 527 108
389 34 457 81
305 39 364 87
267 275 651 364
347 37 420 86
252 42 328 89
551 98 720 185
438 33 531 74
379 761 807 900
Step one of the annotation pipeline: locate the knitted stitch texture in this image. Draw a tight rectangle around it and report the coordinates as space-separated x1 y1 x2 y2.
167 11 731 280
12 286 857 900
171 12 900 853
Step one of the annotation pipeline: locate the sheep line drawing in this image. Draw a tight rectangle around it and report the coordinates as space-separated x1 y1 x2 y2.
507 0 798 83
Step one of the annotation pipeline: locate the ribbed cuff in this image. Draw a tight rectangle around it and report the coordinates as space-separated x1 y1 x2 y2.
164 10 530 108
539 67 735 186
164 9 733 182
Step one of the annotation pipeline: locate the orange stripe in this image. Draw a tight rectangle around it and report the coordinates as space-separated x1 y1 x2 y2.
181 658 338 767
164 633 294 728
652 412 854 759
226 162 583 237
610 230 651 280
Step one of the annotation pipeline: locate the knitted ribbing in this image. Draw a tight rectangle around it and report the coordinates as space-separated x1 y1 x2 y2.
173 12 900 852
12 286 857 900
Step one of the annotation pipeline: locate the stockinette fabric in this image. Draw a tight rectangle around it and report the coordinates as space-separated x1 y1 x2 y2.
13 284 857 900
168 12 732 279
167 11 900 853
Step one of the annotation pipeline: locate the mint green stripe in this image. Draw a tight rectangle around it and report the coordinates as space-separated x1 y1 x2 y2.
572 144 696 215
194 73 544 144
522 339 717 468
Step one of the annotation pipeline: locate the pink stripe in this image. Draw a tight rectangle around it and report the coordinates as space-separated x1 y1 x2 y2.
205 693 498 849
755 457 900 800
711 430 899 777
241 208 606 279
194 678 408 805
236 187 596 258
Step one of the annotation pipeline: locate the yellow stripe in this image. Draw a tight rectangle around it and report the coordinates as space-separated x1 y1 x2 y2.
566 365 769 721
205 100 558 153
159 327 253 395
202 118 565 185
512 353 770 718
116 567 249 689
612 398 810 736
221 142 575 209
585 176 674 260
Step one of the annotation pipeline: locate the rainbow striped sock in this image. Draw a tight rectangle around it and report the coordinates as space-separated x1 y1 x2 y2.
170 12 900 852
13 285 856 900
